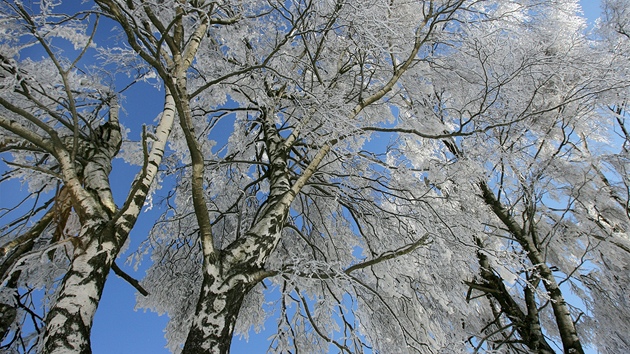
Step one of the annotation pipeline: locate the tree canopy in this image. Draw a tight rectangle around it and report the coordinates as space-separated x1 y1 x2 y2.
0 0 629 353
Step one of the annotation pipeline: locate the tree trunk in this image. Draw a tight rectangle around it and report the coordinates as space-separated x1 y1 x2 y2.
523 277 554 354
42 221 116 354
474 249 555 353
479 182 584 354
182 270 254 354
538 268 584 354
181 190 292 353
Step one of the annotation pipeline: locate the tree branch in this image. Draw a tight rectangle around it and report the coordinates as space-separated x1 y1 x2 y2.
110 262 149 296
344 233 430 275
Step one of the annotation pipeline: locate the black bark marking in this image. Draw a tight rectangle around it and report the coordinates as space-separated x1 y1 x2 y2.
182 275 255 354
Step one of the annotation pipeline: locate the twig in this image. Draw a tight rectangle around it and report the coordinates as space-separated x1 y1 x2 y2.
111 262 149 296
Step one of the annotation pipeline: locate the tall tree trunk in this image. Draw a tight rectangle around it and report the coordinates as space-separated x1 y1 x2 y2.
528 251 584 354
39 90 173 353
182 269 255 354
181 211 288 353
181 106 297 353
42 221 116 354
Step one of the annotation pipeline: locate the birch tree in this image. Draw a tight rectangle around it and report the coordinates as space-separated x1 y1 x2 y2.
1 1 629 354
0 1 175 352
393 2 630 353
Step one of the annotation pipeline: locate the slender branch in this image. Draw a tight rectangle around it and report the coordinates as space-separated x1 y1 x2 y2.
298 291 351 353
0 112 54 153
258 234 430 282
344 233 430 275
110 262 149 296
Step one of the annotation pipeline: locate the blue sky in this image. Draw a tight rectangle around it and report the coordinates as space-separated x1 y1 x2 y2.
581 0 602 24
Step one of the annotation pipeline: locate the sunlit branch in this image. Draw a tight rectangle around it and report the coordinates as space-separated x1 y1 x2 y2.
13 2 84 161
0 113 53 153
343 233 430 275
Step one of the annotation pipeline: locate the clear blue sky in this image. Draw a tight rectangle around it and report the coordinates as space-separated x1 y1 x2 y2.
581 0 603 23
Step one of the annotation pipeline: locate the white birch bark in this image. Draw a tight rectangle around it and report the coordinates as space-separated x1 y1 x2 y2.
43 221 115 354
42 94 175 354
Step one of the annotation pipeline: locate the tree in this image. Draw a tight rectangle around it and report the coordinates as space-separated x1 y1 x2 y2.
0 1 628 354
0 1 174 352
